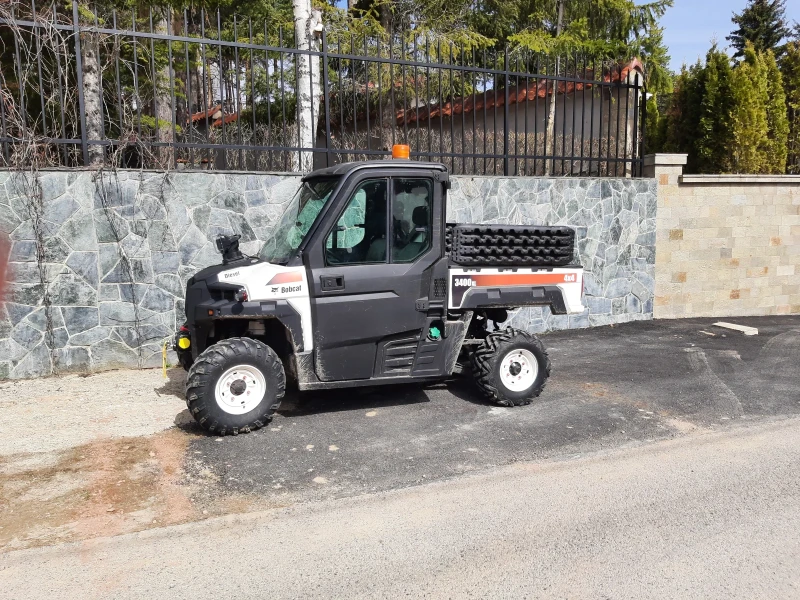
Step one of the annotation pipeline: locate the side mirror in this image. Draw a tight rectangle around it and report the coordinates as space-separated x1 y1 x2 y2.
215 234 244 264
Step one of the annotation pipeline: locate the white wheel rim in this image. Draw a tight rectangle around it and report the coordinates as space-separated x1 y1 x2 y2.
214 364 267 415
499 349 538 392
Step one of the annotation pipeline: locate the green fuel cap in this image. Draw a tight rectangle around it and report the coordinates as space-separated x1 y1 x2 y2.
428 326 441 340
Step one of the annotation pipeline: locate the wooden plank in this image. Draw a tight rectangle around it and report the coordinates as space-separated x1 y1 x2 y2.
712 322 759 336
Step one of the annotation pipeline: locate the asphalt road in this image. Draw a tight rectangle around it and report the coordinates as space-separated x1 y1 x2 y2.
2 316 799 598
183 316 800 506
3 417 799 599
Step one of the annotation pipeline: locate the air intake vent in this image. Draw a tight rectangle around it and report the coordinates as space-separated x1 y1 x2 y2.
380 335 420 376
433 278 446 298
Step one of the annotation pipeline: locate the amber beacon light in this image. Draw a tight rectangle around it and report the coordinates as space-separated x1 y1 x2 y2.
391 144 410 159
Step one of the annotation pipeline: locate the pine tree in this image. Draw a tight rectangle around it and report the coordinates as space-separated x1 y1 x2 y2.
730 43 770 173
727 0 790 59
763 50 789 173
695 45 734 173
781 41 800 173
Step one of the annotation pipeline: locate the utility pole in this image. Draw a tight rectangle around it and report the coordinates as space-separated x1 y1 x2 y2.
544 0 564 176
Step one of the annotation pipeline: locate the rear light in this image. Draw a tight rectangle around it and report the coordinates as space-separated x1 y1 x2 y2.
234 287 248 302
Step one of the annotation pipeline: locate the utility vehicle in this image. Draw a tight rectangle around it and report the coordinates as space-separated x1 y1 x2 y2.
176 148 584 435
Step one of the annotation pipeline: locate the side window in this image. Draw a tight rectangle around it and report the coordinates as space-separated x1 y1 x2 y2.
326 179 388 265
392 178 433 263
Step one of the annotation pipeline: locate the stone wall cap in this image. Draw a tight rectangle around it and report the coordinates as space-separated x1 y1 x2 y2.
680 174 800 184
643 153 688 167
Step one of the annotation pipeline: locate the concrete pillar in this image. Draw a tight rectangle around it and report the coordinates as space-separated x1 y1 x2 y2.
644 154 688 319
643 153 687 181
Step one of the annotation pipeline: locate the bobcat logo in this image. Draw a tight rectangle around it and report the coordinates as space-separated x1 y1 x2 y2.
271 286 279 293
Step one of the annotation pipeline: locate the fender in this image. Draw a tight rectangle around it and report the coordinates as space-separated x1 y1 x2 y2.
184 260 313 354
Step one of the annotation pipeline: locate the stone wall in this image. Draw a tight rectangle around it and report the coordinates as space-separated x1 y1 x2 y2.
448 177 656 332
0 169 656 379
646 154 800 318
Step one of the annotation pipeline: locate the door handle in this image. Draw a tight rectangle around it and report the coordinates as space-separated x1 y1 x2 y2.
320 275 345 291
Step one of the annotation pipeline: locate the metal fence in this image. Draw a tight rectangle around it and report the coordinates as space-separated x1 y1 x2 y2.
0 3 646 176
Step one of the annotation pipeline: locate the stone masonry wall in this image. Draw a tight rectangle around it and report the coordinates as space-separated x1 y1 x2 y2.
646 155 800 318
0 169 656 379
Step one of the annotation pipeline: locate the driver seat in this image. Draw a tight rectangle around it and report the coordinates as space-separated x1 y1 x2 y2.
394 205 429 261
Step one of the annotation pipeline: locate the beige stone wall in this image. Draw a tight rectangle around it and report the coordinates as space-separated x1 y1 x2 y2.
644 155 800 318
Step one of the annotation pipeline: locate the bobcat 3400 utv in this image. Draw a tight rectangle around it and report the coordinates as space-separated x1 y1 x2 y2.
176 150 584 435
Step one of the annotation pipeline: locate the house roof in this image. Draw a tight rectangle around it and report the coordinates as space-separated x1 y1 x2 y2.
190 105 222 123
188 105 240 128
396 58 643 126
211 113 240 127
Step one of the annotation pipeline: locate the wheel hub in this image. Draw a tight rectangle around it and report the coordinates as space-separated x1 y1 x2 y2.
214 365 267 415
508 362 522 376
229 379 247 396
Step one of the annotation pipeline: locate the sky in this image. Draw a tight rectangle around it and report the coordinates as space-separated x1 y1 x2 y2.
661 0 800 72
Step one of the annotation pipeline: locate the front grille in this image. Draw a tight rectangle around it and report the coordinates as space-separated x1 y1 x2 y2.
208 288 236 302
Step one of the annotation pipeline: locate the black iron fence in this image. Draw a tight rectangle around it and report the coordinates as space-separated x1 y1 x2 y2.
0 3 646 176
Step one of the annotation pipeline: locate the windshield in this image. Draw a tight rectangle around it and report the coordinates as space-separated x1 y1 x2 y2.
258 176 341 263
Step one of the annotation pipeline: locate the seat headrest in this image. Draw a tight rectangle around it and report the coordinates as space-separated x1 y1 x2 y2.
412 205 428 227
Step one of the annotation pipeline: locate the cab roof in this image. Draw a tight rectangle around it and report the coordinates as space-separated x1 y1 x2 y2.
302 160 449 181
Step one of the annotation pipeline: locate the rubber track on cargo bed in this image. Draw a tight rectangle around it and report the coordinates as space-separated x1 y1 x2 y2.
446 224 576 267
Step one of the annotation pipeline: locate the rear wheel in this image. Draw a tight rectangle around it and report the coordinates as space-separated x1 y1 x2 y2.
185 337 285 435
471 328 550 406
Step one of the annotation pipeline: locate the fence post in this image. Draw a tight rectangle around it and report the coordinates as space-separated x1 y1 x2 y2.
639 83 647 178
72 1 89 166
321 28 332 168
503 47 509 176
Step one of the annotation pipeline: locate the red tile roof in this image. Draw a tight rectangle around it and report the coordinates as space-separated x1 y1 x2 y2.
189 105 222 123
211 113 239 127
397 59 643 125
188 105 240 128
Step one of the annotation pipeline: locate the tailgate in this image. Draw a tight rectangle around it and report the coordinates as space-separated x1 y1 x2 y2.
448 267 585 314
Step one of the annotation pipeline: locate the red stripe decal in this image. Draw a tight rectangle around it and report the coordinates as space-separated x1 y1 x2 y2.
470 273 578 286
267 271 303 285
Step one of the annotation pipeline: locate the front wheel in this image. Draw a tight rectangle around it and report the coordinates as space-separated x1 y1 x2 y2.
185 337 285 435
471 328 551 406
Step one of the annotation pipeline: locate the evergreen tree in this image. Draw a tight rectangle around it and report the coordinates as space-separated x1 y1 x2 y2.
763 50 789 173
727 0 790 59
467 0 674 93
644 94 663 154
695 45 733 173
729 43 770 173
662 62 704 169
640 24 672 96
781 41 800 173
